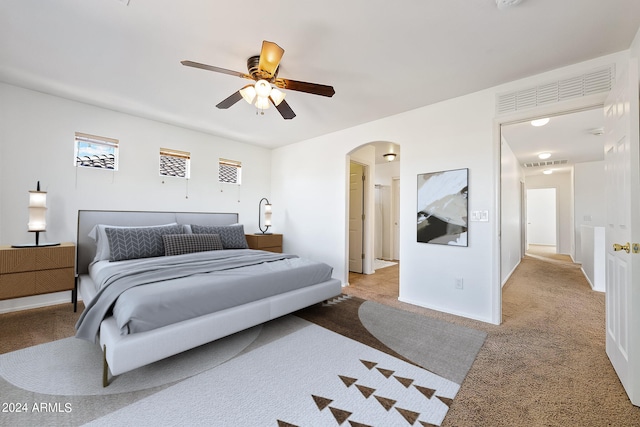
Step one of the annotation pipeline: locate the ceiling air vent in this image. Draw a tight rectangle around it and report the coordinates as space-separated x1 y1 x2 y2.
496 64 615 115
523 159 569 168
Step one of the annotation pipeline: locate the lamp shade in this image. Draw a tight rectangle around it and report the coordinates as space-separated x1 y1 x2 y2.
255 96 270 110
28 207 47 231
270 88 286 106
254 80 272 98
258 198 272 234
28 190 47 231
240 85 257 104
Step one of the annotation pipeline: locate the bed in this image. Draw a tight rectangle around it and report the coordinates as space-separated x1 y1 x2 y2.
74 210 342 386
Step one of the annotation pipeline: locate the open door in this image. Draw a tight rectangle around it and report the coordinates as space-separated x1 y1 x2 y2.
604 59 640 406
349 162 365 273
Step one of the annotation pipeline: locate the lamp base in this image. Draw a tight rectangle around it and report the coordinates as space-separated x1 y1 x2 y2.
11 242 61 248
256 232 273 235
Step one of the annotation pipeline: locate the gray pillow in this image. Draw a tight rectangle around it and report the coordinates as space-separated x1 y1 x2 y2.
105 224 184 261
162 233 223 256
190 224 249 249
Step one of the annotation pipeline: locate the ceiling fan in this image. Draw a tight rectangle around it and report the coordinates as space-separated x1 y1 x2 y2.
181 41 335 120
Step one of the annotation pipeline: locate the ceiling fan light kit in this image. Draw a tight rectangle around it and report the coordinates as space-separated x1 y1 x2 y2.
182 40 334 120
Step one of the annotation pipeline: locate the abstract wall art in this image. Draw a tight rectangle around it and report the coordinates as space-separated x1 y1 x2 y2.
417 168 468 246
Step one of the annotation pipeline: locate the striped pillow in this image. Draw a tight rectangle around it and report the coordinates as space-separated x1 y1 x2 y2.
162 233 224 256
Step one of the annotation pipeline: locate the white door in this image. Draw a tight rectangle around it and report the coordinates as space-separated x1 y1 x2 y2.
604 59 640 406
392 177 400 261
349 162 364 273
526 188 557 248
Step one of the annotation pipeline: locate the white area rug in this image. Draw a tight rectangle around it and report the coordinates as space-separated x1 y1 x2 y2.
86 316 457 426
374 258 397 270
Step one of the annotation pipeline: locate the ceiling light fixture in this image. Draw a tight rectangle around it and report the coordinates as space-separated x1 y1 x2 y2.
531 118 550 127
543 169 553 175
383 153 397 162
496 0 524 9
239 79 286 115
538 152 551 160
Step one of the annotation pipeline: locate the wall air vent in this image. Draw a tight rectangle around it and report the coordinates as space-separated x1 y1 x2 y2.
523 159 568 168
496 64 615 115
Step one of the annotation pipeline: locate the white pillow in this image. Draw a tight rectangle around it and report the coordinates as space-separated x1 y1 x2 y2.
88 223 179 261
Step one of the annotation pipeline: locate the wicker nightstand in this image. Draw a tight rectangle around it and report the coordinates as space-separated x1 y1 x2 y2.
0 242 75 301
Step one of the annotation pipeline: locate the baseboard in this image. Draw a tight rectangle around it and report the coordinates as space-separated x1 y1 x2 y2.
397 295 495 325
0 291 76 314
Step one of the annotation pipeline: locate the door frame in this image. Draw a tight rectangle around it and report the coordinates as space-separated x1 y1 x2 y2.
495 92 608 324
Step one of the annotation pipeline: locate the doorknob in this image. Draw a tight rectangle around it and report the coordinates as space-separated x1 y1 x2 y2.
613 242 631 253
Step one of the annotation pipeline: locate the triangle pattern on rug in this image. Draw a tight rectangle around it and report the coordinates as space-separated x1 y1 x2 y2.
394 375 414 388
436 396 454 407
322 294 352 307
414 385 436 399
277 420 299 427
312 395 333 411
377 367 395 378
329 406 352 424
349 421 373 427
360 359 377 370
374 395 397 411
339 375 358 388
396 407 421 425
419 421 439 427
355 384 376 398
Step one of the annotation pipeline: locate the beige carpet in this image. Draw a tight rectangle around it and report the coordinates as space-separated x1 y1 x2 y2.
346 257 640 426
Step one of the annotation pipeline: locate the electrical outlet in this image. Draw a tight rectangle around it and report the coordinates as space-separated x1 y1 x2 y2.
455 278 463 289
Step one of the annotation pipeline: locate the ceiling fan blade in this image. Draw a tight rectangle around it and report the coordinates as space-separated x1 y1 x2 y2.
271 97 296 120
258 41 284 77
181 60 253 80
216 91 243 109
274 78 335 97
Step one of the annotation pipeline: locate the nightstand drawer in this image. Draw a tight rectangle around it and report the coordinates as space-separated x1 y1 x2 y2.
35 267 75 294
245 234 283 253
0 271 36 299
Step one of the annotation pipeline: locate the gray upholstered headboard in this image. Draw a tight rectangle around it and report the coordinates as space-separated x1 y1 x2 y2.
76 210 239 275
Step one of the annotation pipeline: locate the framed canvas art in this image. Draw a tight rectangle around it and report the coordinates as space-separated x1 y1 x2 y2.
417 168 468 246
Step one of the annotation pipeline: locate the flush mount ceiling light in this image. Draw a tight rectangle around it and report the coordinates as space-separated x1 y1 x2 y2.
543 169 553 175
531 117 550 127
538 152 552 160
496 0 524 9
383 153 397 162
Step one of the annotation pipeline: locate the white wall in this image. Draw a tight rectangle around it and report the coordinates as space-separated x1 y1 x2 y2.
273 51 628 324
274 90 498 322
500 138 525 285
525 172 574 257
0 83 272 311
574 161 605 262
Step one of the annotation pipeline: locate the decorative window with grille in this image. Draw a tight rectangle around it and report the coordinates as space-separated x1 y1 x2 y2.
160 148 191 179
74 132 119 170
218 158 242 184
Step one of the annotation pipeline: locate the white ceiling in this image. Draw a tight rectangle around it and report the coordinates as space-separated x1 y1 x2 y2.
1 0 639 150
501 108 605 176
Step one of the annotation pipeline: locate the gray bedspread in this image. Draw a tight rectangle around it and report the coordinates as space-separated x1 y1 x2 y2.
75 249 333 342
